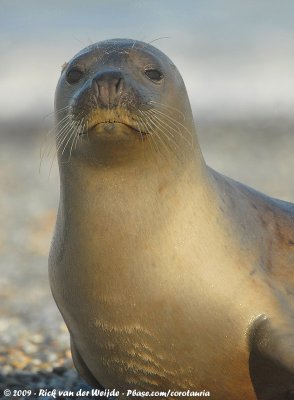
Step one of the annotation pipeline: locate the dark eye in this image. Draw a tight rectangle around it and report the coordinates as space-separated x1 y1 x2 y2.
66 67 84 84
144 68 163 82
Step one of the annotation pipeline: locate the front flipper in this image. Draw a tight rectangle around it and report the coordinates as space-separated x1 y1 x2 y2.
70 336 104 390
249 315 294 400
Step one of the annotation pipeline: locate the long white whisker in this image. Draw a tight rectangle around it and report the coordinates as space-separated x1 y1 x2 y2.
147 109 194 146
146 111 192 150
39 114 72 173
144 112 185 159
138 112 161 154
61 122 79 155
149 101 186 121
40 114 71 159
141 113 172 158
56 123 76 153
61 122 82 163
68 119 83 160
43 106 72 120
148 108 193 140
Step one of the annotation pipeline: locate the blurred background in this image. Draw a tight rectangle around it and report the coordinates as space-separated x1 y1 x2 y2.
1 0 294 395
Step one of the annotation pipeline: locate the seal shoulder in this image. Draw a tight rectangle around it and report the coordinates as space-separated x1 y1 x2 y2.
211 167 294 220
210 168 294 289
231 176 294 268
213 168 294 251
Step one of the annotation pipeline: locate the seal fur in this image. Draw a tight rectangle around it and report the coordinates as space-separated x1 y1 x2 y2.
49 39 294 400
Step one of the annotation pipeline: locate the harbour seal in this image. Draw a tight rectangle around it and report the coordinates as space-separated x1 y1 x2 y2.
49 39 294 400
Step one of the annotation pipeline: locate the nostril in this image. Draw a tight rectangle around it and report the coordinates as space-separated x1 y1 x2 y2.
92 70 124 107
115 78 123 93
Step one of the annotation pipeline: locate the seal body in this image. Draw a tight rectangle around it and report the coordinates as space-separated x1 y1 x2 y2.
49 39 294 400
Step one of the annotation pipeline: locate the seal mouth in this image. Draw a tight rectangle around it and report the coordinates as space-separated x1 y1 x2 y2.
80 120 148 137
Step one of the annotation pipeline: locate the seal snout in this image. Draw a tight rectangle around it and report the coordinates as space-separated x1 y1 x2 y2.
92 70 124 109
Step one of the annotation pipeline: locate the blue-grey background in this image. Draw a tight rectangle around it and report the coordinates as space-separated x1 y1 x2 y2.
0 0 293 390
1 0 294 120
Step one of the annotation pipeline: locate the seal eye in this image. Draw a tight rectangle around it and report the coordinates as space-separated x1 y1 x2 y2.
144 69 163 82
66 68 84 84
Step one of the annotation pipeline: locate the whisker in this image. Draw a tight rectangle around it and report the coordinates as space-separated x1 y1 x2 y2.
74 119 85 150
47 122 75 178
56 122 76 153
75 117 86 147
43 105 72 120
48 119 75 174
49 120 77 175
140 112 172 158
143 112 185 160
55 117 73 142
135 117 150 161
61 123 81 164
39 114 72 173
144 128 158 161
69 118 84 160
136 115 159 160
138 112 161 155
147 108 194 145
48 149 58 179
146 110 192 150
148 36 169 45
41 110 81 176
56 118 75 143
134 115 144 143
41 114 71 155
149 101 186 121
61 122 79 155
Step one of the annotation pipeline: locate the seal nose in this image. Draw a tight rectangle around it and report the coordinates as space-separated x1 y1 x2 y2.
92 70 124 108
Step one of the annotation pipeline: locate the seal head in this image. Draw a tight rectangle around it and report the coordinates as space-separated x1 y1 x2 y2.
55 38 197 166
